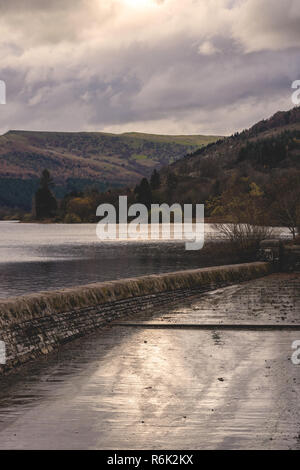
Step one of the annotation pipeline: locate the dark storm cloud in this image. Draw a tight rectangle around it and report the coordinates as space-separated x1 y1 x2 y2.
0 0 300 135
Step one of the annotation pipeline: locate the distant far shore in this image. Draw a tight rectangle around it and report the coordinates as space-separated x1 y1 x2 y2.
7 216 230 225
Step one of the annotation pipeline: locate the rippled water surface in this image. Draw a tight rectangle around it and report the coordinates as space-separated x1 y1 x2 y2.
0 221 212 298
0 221 289 298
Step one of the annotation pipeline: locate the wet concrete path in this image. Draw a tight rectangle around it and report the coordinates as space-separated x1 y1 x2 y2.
0 273 299 449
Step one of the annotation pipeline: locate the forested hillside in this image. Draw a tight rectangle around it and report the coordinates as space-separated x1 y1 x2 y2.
0 130 220 209
156 106 300 205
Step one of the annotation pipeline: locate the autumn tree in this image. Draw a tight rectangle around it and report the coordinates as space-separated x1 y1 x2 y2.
66 197 94 222
212 176 273 260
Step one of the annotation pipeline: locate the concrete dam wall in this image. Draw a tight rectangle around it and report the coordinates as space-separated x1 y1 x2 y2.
0 262 273 375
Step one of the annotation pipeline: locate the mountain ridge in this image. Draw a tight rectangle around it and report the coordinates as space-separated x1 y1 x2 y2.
166 106 300 179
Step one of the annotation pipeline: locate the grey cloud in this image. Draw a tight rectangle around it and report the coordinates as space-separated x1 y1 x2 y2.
0 0 85 15
0 0 300 135
0 0 114 45
232 0 300 51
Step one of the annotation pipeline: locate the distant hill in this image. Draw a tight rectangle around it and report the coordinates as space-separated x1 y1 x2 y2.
158 106 300 204
0 130 221 209
168 107 300 174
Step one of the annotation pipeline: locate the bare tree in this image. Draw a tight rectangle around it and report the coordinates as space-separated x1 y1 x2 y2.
267 172 300 240
212 177 274 260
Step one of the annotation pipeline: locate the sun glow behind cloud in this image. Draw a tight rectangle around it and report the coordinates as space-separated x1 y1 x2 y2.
121 0 155 7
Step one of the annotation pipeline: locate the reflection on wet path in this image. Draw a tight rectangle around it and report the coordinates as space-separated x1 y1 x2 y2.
118 273 300 326
0 274 299 449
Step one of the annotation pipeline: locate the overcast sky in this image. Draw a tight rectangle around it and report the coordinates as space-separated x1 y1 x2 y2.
0 0 299 135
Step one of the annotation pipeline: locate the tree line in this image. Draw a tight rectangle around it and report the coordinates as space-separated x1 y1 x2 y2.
31 165 300 244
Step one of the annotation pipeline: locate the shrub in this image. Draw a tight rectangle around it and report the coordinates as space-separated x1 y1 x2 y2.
213 223 274 262
64 213 82 224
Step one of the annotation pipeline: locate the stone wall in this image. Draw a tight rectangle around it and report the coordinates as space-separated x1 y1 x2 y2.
259 239 300 272
283 245 300 272
0 262 273 375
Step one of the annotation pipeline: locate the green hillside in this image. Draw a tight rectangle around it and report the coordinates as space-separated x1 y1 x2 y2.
0 130 220 209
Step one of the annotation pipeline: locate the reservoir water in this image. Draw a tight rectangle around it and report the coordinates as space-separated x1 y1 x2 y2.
0 221 289 299
0 221 213 298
